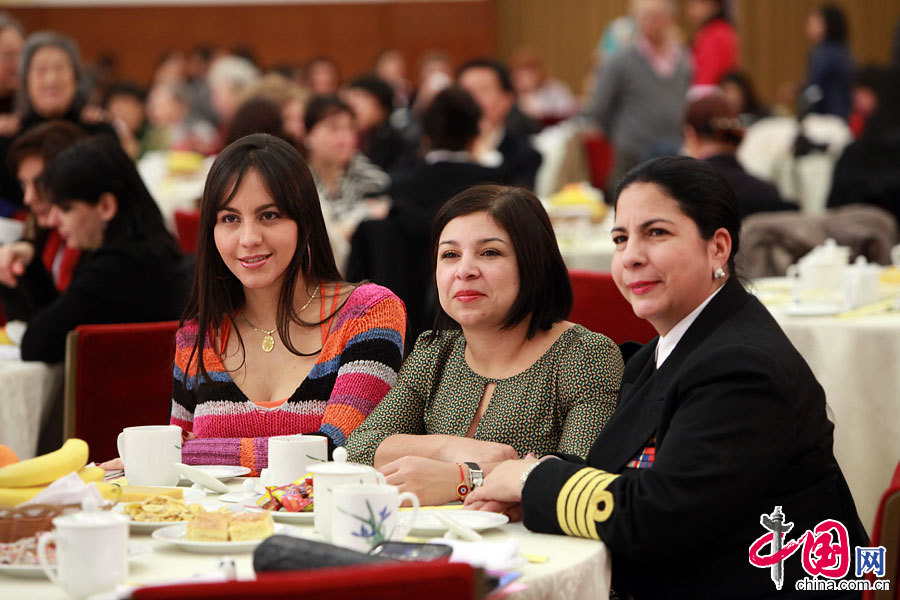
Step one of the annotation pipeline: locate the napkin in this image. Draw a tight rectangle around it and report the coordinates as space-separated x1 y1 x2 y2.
19 470 105 507
430 536 526 571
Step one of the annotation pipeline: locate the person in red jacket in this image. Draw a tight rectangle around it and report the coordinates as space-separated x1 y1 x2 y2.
686 0 739 88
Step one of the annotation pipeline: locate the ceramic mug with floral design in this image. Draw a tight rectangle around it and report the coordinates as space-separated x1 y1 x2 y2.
330 484 419 552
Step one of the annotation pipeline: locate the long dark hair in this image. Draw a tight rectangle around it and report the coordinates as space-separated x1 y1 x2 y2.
181 133 348 385
428 184 572 341
615 156 741 276
818 4 848 44
43 134 180 258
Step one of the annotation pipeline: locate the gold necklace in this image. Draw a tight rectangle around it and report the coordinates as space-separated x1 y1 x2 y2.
241 284 320 353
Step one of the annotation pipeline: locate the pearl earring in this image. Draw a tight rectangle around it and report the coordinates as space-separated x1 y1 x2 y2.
714 267 726 279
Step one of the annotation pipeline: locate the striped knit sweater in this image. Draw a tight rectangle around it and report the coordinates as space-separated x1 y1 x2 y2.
170 283 406 473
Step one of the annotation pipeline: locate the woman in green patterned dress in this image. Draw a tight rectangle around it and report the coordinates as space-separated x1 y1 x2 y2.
345 184 623 505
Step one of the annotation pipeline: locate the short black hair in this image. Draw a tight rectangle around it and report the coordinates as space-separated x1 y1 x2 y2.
104 81 146 106
422 86 481 152
615 156 741 276
303 94 354 133
429 184 572 340
225 97 290 146
347 74 395 115
457 58 514 93
8 120 87 174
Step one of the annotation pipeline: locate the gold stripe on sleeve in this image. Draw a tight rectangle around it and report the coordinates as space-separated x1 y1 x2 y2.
556 468 594 536
556 467 620 539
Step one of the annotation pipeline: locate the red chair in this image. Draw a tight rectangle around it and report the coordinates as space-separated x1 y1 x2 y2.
131 562 482 600
174 209 201 255
582 131 615 192
63 321 179 462
863 460 900 599
568 269 657 345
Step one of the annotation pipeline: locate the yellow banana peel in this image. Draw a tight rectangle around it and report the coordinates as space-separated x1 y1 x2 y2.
0 438 89 488
0 480 121 507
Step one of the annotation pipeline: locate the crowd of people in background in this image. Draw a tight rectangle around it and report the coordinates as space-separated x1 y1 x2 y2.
0 0 898 339
1 1 897 595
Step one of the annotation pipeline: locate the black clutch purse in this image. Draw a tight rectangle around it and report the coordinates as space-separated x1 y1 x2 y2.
253 535 389 572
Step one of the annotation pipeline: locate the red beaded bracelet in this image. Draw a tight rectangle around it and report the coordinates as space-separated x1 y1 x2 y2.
455 462 470 501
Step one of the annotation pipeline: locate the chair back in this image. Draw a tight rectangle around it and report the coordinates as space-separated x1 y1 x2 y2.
64 321 179 462
568 269 657 345
582 131 614 192
130 561 482 599
863 460 900 599
174 209 201 255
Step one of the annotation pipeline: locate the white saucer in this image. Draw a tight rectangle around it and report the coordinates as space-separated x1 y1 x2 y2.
176 464 249 493
151 523 299 553
784 303 843 317
241 506 315 524
0 543 150 579
400 510 508 536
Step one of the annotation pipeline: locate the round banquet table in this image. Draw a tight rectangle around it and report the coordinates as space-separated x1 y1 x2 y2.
752 277 900 533
1 477 610 599
0 358 63 460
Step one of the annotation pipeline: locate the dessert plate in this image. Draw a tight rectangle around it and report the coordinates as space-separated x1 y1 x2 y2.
176 464 249 493
0 543 150 579
151 523 299 553
243 506 315 524
399 510 508 536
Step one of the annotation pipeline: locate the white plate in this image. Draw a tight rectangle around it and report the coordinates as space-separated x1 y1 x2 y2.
0 543 150 579
114 496 216 533
784 303 843 317
400 510 509 536
151 523 296 553
176 464 250 493
242 506 315 524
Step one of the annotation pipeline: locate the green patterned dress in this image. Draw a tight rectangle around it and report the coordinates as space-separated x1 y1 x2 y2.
346 324 623 464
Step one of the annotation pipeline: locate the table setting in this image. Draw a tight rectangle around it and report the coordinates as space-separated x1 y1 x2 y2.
546 183 617 273
750 239 900 532
0 430 611 599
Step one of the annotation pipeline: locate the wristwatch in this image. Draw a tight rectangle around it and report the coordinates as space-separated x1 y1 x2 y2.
465 462 484 489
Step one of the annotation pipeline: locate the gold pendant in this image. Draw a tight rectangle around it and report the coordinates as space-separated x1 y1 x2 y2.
262 334 275 353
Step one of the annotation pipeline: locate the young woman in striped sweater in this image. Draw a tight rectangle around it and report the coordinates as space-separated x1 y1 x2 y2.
170 133 406 473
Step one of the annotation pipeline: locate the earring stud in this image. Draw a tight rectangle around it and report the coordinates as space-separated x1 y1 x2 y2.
714 267 726 279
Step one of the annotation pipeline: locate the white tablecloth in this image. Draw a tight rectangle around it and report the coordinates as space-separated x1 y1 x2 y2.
3 479 610 599
766 309 900 533
0 359 63 460
754 276 900 533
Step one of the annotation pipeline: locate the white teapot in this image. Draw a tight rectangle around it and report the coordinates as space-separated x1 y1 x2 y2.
843 256 881 309
787 238 850 303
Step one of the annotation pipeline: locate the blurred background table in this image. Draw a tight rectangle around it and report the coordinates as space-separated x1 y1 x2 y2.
0 359 63 460
753 277 900 533
4 478 610 599
137 151 212 231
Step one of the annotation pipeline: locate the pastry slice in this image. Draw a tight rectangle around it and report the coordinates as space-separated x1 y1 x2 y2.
228 511 275 542
186 510 230 542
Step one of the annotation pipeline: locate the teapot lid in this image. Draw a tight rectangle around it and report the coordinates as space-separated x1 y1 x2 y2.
53 498 127 527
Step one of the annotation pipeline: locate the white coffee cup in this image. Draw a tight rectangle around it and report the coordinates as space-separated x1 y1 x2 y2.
890 244 900 267
38 504 129 599
263 435 328 487
0 217 24 244
308 461 386 541
331 483 419 553
116 425 182 486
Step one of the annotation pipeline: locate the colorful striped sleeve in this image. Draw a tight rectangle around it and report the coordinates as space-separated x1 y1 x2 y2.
316 284 406 450
170 320 201 434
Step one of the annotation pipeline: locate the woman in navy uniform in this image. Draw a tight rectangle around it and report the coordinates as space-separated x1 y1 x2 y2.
466 156 867 599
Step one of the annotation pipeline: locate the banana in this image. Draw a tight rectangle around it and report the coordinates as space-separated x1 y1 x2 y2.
0 439 89 488
77 465 105 483
0 481 122 507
